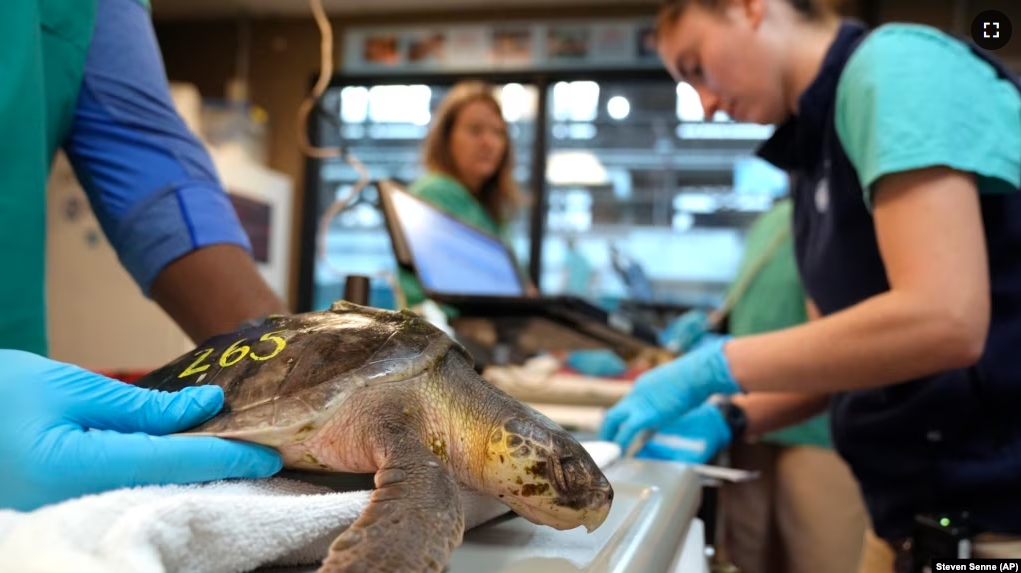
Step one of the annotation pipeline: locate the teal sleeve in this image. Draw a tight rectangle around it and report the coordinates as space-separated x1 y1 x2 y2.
411 179 468 219
835 24 1021 209
409 173 505 237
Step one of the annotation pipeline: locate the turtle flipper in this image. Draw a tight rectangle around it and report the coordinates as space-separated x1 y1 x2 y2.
317 444 465 573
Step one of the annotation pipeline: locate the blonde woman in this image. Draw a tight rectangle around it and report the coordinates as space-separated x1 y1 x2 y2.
398 81 532 307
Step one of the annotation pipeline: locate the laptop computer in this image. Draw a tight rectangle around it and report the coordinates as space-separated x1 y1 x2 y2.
376 179 660 351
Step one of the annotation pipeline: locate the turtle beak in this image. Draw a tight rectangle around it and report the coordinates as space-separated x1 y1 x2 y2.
484 413 614 533
548 420 616 528
580 487 613 533
546 452 614 532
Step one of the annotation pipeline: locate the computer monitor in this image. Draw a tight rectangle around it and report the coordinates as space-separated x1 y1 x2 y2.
377 179 664 352
380 181 526 297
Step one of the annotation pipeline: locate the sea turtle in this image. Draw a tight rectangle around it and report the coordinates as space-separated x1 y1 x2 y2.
134 301 614 573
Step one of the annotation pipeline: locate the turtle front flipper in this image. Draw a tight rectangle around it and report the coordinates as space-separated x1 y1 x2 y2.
317 441 465 573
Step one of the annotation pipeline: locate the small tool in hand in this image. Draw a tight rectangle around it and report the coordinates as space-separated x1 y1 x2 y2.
623 429 653 459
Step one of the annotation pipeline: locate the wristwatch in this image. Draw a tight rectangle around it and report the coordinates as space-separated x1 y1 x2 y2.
716 399 748 441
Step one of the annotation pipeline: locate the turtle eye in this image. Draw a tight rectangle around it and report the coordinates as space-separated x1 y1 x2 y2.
551 456 568 492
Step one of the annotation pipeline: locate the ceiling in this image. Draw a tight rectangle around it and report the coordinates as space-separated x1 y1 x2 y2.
151 0 660 20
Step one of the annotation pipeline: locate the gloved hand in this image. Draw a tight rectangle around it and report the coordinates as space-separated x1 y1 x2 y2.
637 401 732 464
599 337 741 451
688 332 726 353
0 349 283 512
565 349 628 377
660 309 715 353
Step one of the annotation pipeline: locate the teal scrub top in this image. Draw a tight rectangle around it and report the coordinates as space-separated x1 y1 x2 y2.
1 0 97 356
835 23 1021 205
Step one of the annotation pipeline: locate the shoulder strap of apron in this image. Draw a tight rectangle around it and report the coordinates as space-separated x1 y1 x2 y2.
710 219 791 329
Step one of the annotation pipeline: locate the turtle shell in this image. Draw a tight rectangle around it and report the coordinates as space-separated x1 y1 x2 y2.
133 301 456 438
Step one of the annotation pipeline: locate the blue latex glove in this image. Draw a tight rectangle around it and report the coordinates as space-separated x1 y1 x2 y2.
637 401 732 463
0 350 283 512
660 309 713 353
599 337 741 451
566 349 628 377
688 332 726 352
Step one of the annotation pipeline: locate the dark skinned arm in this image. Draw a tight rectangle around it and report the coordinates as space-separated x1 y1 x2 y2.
150 245 289 344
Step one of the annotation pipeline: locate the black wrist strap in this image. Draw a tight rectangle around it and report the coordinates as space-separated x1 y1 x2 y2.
717 400 748 441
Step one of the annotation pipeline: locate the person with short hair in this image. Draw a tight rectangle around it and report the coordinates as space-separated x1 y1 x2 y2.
601 1 1021 570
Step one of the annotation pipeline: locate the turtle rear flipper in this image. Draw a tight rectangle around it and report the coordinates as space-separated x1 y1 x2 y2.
318 442 465 573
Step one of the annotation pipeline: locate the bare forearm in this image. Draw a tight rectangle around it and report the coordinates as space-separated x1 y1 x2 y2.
150 245 289 343
726 290 984 394
731 392 829 437
726 169 990 395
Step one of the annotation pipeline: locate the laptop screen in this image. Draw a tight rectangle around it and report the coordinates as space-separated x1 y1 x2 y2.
386 185 526 297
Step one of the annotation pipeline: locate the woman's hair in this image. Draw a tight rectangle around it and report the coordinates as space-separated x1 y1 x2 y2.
656 0 838 35
420 81 523 226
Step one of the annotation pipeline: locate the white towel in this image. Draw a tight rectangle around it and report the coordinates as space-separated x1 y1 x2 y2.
0 441 619 573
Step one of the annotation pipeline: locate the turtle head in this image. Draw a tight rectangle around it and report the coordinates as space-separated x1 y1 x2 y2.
484 415 613 533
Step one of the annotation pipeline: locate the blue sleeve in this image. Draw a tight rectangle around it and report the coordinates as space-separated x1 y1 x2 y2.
64 0 251 295
835 24 1021 209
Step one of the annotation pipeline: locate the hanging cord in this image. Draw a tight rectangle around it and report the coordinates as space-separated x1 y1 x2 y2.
296 0 342 160
299 0 407 309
